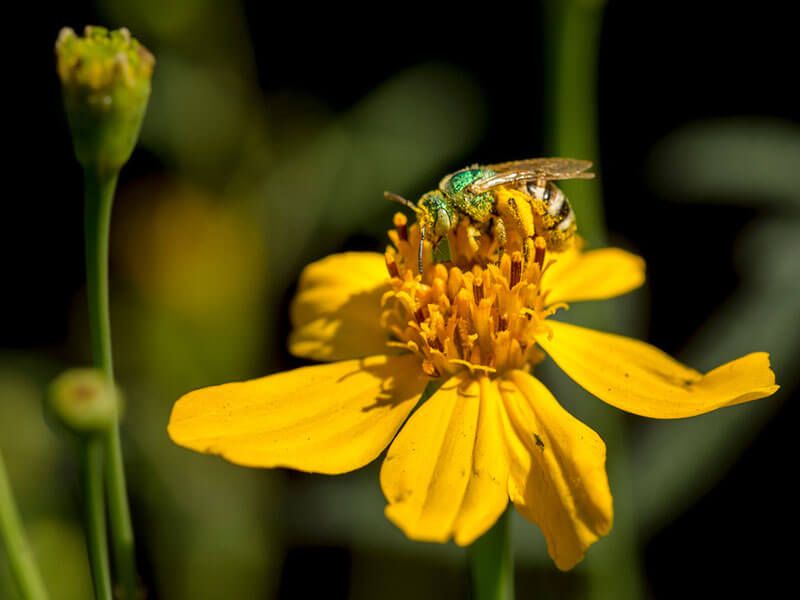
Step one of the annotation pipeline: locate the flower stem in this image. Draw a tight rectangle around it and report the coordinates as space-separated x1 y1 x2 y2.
82 438 113 600
83 168 117 376
84 167 138 599
467 508 514 600
104 430 136 598
0 449 49 600
545 0 607 248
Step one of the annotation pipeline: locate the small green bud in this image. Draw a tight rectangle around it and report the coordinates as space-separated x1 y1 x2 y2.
48 369 118 435
55 26 155 173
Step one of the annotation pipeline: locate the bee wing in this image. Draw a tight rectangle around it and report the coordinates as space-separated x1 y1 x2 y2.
486 157 594 177
470 157 594 193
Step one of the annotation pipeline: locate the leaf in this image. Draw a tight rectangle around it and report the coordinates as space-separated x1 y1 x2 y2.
648 118 800 210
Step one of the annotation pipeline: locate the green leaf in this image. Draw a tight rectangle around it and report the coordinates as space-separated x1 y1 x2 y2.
648 118 800 210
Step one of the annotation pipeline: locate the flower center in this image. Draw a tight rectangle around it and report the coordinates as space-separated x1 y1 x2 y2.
382 212 564 378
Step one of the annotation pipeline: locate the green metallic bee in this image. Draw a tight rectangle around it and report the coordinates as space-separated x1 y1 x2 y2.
385 157 594 272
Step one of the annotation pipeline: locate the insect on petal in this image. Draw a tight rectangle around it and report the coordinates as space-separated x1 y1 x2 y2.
500 370 612 571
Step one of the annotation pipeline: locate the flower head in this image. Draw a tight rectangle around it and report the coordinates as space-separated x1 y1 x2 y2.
56 26 154 172
168 192 778 570
382 206 565 378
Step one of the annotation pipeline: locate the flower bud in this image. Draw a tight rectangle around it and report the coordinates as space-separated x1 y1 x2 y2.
55 26 154 173
48 369 118 435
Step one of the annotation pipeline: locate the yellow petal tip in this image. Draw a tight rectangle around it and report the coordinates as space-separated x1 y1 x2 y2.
384 506 450 544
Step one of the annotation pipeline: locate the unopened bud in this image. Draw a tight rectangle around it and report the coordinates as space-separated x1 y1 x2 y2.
55 26 154 173
48 369 118 435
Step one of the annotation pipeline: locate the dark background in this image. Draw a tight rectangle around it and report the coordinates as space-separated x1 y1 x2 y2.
3 1 798 598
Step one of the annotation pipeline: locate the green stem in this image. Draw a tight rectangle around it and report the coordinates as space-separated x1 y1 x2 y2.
467 508 514 600
545 0 607 248
84 168 138 599
83 168 116 378
82 438 113 600
104 430 136 599
0 449 49 600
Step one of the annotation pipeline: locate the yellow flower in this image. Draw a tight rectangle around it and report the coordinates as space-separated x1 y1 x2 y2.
168 189 778 570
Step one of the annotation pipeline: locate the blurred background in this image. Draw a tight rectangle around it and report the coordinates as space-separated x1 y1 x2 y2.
2 1 798 598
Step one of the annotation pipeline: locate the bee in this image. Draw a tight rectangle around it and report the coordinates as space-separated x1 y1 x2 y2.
385 157 594 272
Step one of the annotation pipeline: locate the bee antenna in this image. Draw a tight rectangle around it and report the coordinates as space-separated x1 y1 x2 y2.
384 191 421 214
418 226 425 275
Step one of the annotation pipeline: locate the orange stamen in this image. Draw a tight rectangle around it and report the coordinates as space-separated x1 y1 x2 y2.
381 218 558 377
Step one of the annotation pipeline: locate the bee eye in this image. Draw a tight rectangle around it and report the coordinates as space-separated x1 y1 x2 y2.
543 186 551 202
436 208 452 235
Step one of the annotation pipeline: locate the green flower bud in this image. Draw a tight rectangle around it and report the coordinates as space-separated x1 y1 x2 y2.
48 369 119 435
55 26 154 173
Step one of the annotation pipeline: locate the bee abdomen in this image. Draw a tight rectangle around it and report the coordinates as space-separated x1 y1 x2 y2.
556 204 575 231
526 182 573 223
524 181 576 249
546 184 566 217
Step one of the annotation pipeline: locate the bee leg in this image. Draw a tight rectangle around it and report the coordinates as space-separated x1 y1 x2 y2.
523 236 534 265
492 217 507 263
464 224 480 254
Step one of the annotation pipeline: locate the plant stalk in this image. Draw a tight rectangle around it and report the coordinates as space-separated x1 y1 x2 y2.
0 449 49 600
544 1 644 598
467 508 514 600
82 438 113 600
545 0 607 247
84 167 138 599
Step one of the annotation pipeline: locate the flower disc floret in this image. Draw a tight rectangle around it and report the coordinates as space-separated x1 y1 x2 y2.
383 214 559 377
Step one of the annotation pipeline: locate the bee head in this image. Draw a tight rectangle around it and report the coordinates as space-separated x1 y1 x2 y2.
419 191 455 239
385 189 455 274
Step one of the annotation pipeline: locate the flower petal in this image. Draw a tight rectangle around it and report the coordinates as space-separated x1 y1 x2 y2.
289 252 390 361
542 247 645 305
380 376 509 545
168 354 427 474
500 370 612 571
452 378 511 546
538 320 780 418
